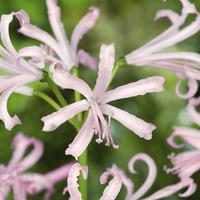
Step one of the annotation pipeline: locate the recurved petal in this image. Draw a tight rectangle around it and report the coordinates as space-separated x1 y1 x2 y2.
100 170 122 200
93 44 115 97
143 179 196 200
0 86 21 130
50 64 92 99
168 126 200 149
42 100 89 132
175 79 198 99
187 97 200 126
102 104 156 140
77 49 97 69
100 76 164 104
155 10 179 24
65 111 94 160
63 163 88 200
71 6 99 52
0 12 17 55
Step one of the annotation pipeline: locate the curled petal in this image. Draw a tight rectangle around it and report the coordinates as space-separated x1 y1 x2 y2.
42 100 89 131
187 97 200 126
65 111 94 160
77 49 97 69
100 170 122 200
71 6 99 52
102 104 156 140
64 163 88 200
100 76 164 104
128 153 157 200
155 10 179 24
93 44 115 97
143 178 196 200
168 126 200 149
175 79 198 99
50 64 92 99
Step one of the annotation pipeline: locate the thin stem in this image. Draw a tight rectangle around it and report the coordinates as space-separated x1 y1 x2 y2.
33 91 61 111
71 67 87 200
109 57 127 86
45 74 67 107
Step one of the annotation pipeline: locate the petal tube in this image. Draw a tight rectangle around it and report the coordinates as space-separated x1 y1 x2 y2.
101 104 156 140
128 153 157 200
77 49 97 69
93 44 115 97
100 76 164 104
71 6 99 52
65 111 94 160
50 65 92 99
42 100 89 131
168 126 200 149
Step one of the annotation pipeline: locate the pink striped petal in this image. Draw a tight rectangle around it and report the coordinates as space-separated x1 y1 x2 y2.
77 49 97 69
42 100 89 132
187 97 200 126
93 44 115 97
50 64 92 99
100 170 122 200
71 7 99 52
101 104 156 140
175 79 198 99
65 111 94 160
63 163 88 200
168 126 200 149
143 179 196 200
128 153 157 200
100 76 164 104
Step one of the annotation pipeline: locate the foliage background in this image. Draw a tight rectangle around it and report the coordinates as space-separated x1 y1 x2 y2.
0 0 200 199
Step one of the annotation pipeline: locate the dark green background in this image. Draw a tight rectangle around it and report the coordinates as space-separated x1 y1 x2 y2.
0 0 200 199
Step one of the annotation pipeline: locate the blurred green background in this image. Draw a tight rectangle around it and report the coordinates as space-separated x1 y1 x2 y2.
0 0 200 199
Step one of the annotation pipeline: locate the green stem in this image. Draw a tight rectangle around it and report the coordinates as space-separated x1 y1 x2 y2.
71 67 87 200
33 91 61 111
109 57 127 86
45 74 67 107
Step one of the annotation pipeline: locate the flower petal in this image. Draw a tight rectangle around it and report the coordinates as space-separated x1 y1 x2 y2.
128 153 157 200
100 76 164 104
101 104 156 140
50 64 92 99
155 10 179 24
100 170 122 200
42 100 89 132
93 44 115 97
65 111 94 160
63 163 88 200
168 126 200 149
13 180 26 200
175 79 198 99
71 6 99 52
187 97 200 126
143 179 196 200
77 49 97 69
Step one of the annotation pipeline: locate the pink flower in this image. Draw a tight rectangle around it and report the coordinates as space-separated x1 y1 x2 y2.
125 0 200 99
18 0 99 70
0 11 44 130
0 133 72 200
42 43 164 159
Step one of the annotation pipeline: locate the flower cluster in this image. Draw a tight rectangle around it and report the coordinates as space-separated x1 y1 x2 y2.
0 0 200 199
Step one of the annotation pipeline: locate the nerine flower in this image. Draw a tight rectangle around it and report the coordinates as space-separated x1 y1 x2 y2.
65 153 195 200
42 43 164 159
125 0 200 99
0 11 44 130
0 133 72 200
17 0 99 70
